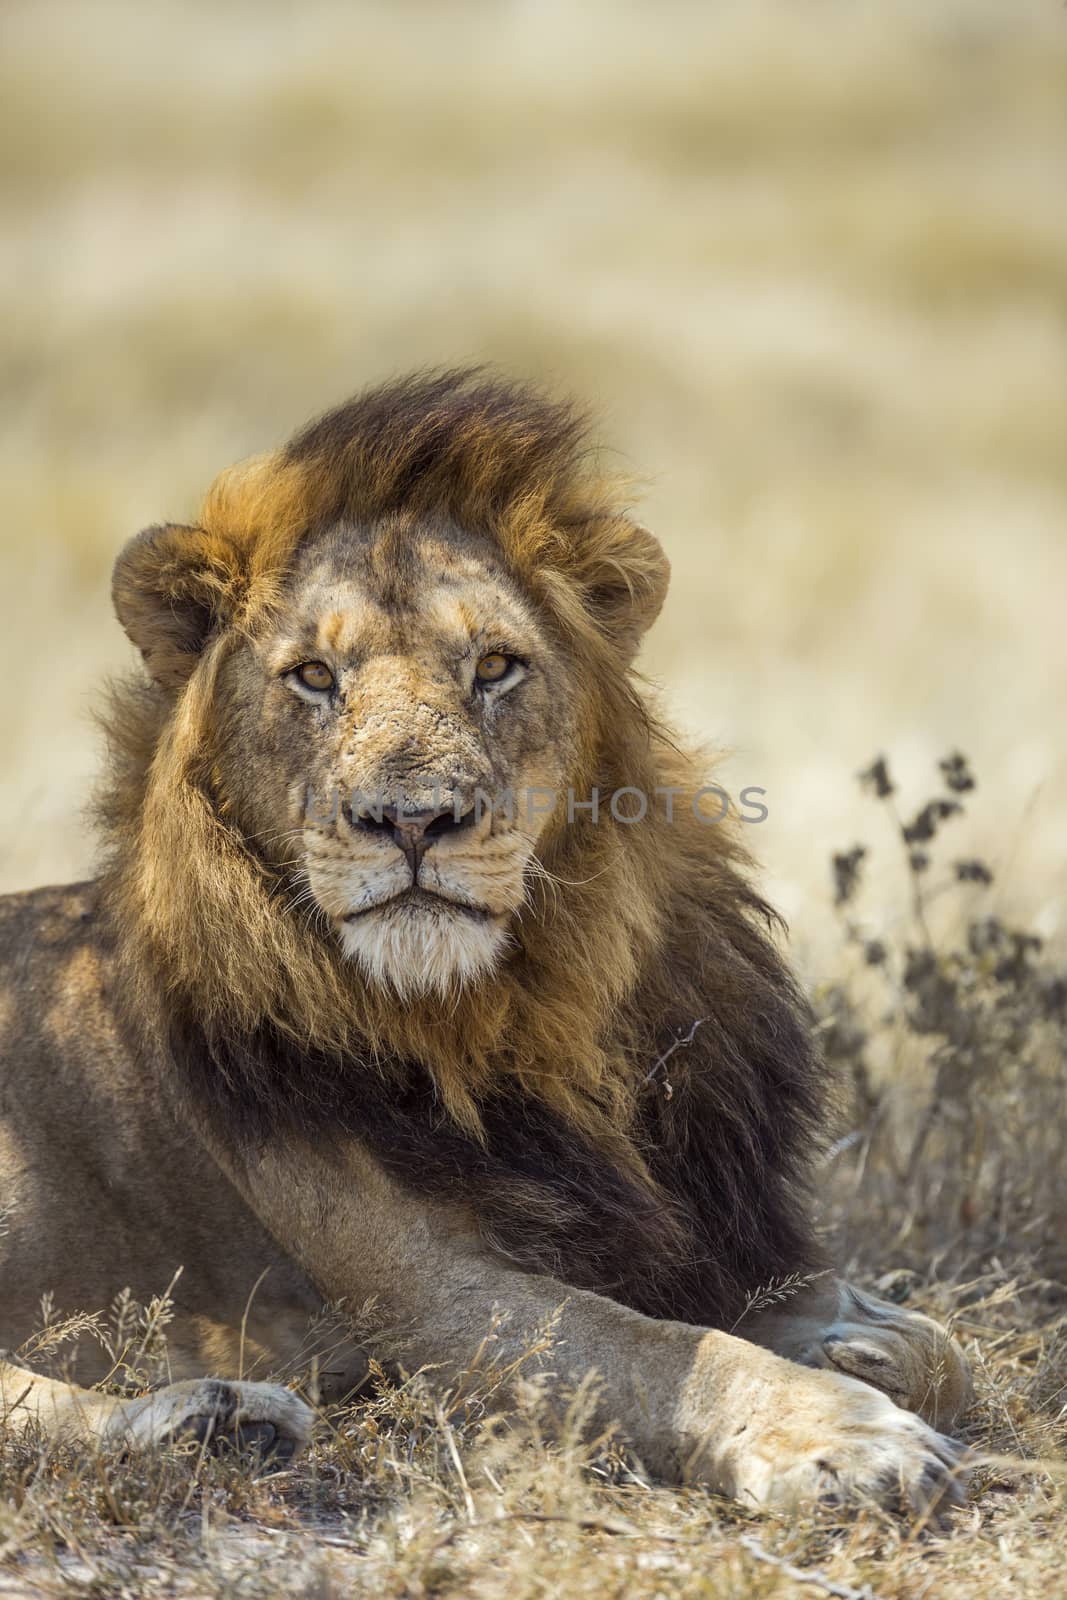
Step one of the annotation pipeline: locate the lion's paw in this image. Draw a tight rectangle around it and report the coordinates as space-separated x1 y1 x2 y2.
117 1378 315 1467
798 1291 973 1429
722 1368 968 1518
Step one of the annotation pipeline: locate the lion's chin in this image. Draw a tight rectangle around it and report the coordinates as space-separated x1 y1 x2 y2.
338 893 509 998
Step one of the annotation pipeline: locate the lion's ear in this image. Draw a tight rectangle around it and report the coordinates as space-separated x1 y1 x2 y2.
581 518 671 660
112 523 242 689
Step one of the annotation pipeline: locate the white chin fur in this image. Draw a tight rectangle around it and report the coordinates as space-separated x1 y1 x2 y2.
339 900 509 997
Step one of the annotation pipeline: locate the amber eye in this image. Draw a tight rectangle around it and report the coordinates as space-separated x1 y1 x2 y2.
475 653 513 685
295 661 335 693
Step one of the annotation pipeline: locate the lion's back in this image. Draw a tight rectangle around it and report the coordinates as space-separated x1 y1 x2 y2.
0 881 123 1101
0 878 107 976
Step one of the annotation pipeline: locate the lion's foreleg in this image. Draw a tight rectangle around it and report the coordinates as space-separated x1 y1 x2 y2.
208 1140 967 1514
741 1279 973 1431
1 1357 127 1442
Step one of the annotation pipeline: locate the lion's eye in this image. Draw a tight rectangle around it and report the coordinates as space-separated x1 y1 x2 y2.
475 653 514 685
295 661 335 693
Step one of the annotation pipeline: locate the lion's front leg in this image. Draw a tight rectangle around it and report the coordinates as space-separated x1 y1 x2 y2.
0 1358 313 1463
743 1279 973 1432
212 1139 968 1516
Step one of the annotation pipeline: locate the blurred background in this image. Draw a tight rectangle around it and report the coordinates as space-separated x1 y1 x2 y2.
2 0 1064 976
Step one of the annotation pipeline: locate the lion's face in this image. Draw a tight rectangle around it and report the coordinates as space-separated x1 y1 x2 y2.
111 374 672 1008
218 517 578 996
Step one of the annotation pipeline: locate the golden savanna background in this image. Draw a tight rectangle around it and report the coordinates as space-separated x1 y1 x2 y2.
1 4 1066 1596
3 0 1065 962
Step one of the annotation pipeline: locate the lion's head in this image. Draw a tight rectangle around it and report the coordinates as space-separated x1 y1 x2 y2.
110 371 669 1004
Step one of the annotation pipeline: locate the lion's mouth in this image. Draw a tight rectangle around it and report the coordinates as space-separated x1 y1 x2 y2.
343 887 490 924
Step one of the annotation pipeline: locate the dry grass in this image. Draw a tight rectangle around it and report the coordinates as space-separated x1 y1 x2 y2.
1 0 1065 1594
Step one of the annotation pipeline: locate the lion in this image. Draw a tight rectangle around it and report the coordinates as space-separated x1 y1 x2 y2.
0 370 971 1511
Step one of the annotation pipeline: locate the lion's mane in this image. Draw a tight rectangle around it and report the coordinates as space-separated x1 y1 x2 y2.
100 370 826 1329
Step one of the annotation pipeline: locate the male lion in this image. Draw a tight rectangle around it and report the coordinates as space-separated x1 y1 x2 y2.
0 371 970 1512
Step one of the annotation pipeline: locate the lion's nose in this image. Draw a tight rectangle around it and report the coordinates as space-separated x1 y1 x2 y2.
354 804 476 873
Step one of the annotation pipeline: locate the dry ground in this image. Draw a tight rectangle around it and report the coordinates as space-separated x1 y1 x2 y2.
0 1 1065 1595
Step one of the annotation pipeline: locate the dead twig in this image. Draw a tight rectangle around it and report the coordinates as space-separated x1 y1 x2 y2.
641 1018 708 1097
740 1534 882 1600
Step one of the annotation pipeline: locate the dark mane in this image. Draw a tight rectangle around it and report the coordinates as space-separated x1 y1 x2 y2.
163 970 825 1333
283 366 594 531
